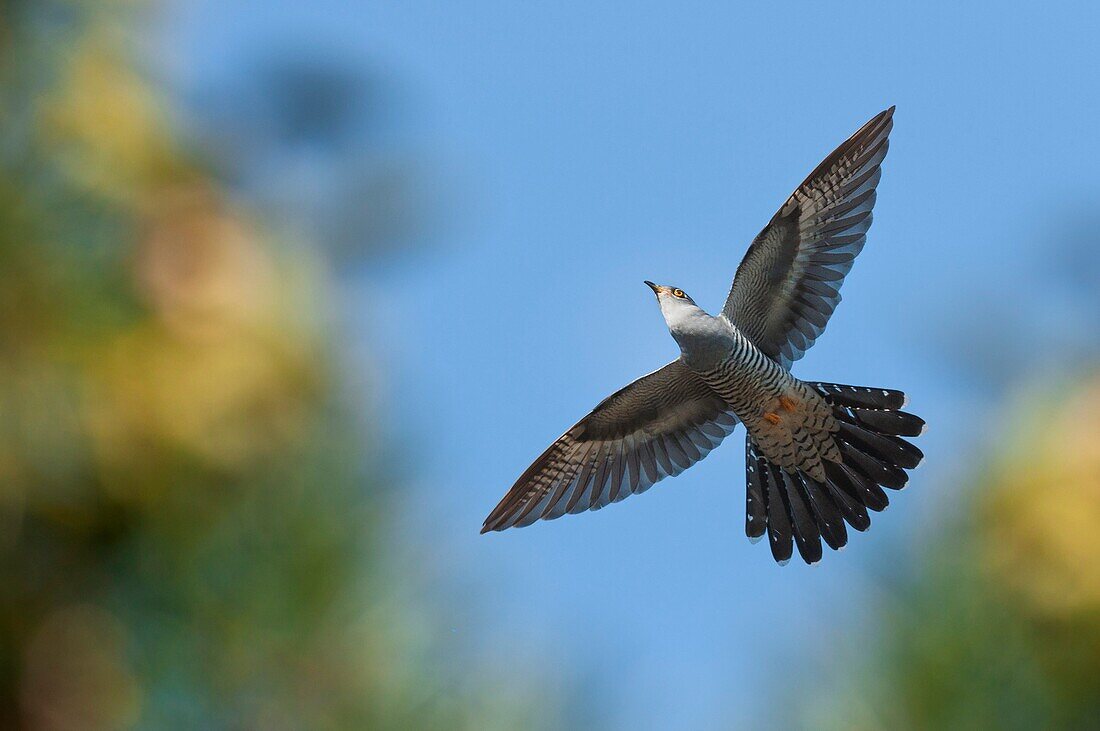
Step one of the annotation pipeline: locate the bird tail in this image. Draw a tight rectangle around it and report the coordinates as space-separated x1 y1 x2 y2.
744 383 925 565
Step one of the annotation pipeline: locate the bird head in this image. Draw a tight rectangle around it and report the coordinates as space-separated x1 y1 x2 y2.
644 280 704 329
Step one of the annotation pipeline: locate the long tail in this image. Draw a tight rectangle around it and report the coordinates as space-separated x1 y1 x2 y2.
744 383 925 565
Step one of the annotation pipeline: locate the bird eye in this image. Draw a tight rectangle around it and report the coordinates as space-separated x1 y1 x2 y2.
673 289 686 298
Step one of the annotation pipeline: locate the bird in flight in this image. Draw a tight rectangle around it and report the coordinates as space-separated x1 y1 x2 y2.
481 107 924 565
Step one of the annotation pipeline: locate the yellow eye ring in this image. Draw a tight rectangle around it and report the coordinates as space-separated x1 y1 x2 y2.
672 288 685 298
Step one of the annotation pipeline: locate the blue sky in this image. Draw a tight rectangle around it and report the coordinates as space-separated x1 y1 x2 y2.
161 2 1099 727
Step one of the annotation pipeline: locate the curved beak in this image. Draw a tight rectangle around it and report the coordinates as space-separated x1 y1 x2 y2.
644 280 661 295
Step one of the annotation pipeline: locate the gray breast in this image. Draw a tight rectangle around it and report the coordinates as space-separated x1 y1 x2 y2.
691 327 792 415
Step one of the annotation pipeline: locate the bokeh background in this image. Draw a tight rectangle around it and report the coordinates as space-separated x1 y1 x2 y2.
2 1 1099 729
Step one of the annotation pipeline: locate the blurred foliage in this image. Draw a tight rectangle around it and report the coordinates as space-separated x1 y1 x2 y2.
799 371 1100 730
0 2 553 729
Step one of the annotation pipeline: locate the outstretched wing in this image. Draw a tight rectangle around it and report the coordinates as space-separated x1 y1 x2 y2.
481 360 738 533
722 107 894 369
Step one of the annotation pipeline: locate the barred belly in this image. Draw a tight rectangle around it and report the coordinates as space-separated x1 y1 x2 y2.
691 332 840 480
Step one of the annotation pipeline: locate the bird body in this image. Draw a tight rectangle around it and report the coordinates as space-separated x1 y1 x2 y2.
697 352 840 483
656 292 840 481
481 107 925 565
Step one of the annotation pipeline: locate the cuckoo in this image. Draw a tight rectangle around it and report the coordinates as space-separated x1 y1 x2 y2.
481 107 924 565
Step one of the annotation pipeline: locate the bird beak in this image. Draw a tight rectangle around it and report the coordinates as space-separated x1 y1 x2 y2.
644 280 662 296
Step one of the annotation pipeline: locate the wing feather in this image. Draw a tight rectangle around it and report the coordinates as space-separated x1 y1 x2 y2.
481 359 738 533
722 107 895 368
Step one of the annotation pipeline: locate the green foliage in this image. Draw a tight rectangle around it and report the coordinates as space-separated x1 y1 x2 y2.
0 3 557 728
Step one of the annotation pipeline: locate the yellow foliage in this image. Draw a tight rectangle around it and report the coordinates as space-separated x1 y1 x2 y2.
85 190 323 489
980 375 1100 617
36 23 186 202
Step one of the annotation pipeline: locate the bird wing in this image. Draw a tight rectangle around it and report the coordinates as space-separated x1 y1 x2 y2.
721 107 894 369
481 359 738 533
